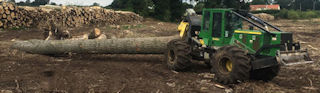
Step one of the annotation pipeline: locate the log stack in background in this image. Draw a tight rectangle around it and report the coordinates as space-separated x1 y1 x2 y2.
0 2 143 29
0 2 19 29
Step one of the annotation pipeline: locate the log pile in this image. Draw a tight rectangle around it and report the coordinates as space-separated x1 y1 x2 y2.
0 2 19 28
253 13 275 21
0 2 143 29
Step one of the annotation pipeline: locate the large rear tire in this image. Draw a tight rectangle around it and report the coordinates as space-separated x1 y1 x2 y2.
250 65 280 81
165 39 192 71
211 46 251 84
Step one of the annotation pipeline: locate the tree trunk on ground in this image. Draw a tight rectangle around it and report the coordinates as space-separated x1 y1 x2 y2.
11 36 179 55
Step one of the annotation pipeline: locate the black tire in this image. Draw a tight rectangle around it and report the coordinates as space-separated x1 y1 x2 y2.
211 46 251 84
165 39 192 71
204 60 212 68
250 65 280 81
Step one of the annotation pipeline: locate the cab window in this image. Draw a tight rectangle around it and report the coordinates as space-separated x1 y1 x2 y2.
212 13 222 37
203 11 210 31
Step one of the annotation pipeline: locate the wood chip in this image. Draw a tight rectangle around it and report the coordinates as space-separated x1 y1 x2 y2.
303 87 318 90
166 82 176 87
214 84 226 89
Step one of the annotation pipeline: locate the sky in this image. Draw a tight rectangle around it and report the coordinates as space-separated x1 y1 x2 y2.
15 0 114 6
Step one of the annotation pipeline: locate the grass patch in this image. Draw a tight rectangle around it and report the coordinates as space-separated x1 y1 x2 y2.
9 26 27 31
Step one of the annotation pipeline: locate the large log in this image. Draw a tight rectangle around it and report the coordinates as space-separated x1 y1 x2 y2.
11 36 178 55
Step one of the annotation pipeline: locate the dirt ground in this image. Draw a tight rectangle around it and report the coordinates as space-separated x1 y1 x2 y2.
0 18 319 93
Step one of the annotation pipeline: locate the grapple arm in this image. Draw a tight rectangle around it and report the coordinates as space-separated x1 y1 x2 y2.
276 48 313 66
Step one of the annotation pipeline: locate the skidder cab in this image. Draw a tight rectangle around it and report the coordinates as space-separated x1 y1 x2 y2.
166 9 313 84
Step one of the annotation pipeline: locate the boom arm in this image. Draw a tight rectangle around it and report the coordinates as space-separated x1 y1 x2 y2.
231 11 275 35
247 13 283 32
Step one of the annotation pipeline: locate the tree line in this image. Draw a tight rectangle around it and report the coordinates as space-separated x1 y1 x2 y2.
251 0 320 19
9 0 51 6
252 0 320 11
109 0 250 22
6 0 320 21
11 0 100 7
110 0 320 21
109 0 192 22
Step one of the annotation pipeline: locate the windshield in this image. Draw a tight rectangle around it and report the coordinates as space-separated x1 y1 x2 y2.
226 12 242 32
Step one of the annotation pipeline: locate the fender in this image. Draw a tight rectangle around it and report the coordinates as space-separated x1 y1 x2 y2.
178 21 189 38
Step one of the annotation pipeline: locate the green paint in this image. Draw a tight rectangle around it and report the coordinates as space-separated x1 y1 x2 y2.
199 9 291 57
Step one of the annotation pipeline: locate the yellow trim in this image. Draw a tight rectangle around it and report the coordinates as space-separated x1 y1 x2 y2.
234 30 262 35
178 21 189 38
199 39 205 45
212 38 220 41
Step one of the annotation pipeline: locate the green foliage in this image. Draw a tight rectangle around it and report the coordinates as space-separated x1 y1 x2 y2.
9 26 26 31
274 0 320 11
301 11 318 19
276 0 292 10
275 9 289 19
92 2 100 6
50 2 57 5
169 0 187 21
110 0 250 21
287 10 300 19
273 9 320 19
251 0 267 5
193 0 250 14
132 0 154 17
204 0 250 11
110 0 190 22
153 0 171 21
153 0 192 21
110 0 154 17
194 2 205 13
16 1 29 6
32 0 50 6
26 0 31 4
251 10 280 15
16 0 50 6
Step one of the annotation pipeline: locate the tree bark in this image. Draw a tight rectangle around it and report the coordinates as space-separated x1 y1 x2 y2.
0 21 3 27
0 6 4 14
11 36 179 55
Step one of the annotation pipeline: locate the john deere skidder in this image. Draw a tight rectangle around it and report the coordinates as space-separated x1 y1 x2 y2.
165 9 313 84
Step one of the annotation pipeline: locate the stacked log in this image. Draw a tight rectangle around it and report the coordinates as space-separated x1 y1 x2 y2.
0 2 19 29
253 13 275 21
0 2 143 29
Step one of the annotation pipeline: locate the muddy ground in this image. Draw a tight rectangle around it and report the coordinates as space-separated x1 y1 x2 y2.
0 19 319 93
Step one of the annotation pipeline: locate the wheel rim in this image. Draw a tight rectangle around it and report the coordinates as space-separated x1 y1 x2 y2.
226 60 232 72
219 57 233 73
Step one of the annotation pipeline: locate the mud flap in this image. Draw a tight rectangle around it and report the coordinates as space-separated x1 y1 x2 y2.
276 49 314 66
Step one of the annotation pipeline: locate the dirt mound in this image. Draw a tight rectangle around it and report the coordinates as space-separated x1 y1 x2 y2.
253 13 275 21
0 2 143 29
